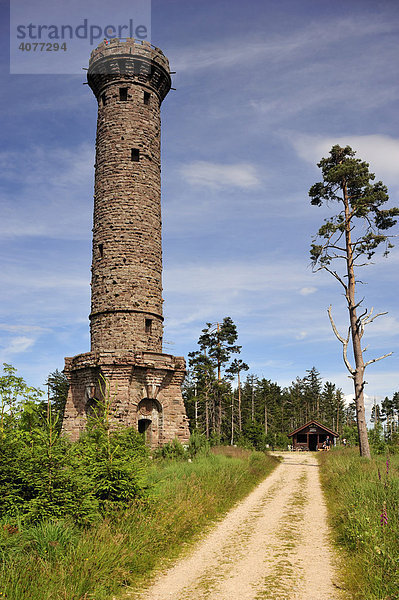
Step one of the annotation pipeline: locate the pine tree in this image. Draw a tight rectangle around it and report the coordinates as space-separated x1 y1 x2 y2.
309 145 399 457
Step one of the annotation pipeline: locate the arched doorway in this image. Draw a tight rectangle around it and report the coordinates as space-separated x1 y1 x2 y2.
137 398 163 446
138 418 151 434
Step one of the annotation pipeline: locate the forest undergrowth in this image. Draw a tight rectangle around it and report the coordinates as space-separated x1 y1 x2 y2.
0 440 278 600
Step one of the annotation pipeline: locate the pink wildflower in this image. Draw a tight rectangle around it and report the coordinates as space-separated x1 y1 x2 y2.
380 503 388 527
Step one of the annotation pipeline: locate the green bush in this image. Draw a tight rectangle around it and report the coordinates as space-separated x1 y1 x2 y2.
72 426 149 512
0 406 149 525
0 423 99 526
153 437 187 460
187 430 210 458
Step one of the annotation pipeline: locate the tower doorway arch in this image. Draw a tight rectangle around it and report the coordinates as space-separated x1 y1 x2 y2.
137 398 163 446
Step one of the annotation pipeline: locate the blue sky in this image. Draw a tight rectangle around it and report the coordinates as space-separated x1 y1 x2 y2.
1 0 398 420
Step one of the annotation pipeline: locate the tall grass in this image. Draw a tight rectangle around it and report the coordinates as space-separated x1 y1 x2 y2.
319 448 399 600
0 449 278 600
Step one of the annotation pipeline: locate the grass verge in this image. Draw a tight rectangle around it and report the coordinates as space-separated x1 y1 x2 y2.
319 448 399 600
0 448 279 600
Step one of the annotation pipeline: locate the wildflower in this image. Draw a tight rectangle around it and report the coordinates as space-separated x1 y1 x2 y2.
386 456 390 475
380 503 388 527
377 468 381 481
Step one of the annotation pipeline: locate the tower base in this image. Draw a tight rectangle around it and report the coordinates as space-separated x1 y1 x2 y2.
63 350 190 447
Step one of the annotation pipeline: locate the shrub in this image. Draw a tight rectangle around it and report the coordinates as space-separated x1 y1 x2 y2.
153 438 186 460
187 430 210 458
73 427 149 512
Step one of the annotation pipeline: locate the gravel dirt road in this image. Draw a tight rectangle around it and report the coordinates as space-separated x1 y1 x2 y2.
132 452 347 600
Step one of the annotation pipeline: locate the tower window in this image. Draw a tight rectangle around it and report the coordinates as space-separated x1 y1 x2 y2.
145 319 152 334
143 91 151 105
119 87 128 101
101 93 107 106
98 243 104 257
131 148 140 162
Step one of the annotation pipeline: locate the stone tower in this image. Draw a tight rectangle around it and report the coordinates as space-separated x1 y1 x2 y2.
63 39 190 447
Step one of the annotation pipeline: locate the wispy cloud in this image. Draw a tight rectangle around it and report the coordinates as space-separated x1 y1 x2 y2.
180 161 260 189
0 144 94 239
162 258 333 344
170 16 395 73
0 324 47 334
299 287 317 296
164 259 317 295
0 336 35 358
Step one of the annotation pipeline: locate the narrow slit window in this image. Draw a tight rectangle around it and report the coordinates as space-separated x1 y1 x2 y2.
119 87 128 101
131 148 140 162
101 93 107 106
143 91 151 105
98 243 104 257
145 319 152 334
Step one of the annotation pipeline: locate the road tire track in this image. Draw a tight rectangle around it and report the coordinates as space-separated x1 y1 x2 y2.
130 453 346 600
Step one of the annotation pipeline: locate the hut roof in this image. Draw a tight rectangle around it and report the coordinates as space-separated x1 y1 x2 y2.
288 419 338 438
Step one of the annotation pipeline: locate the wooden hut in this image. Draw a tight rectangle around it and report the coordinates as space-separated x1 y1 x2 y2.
288 420 338 451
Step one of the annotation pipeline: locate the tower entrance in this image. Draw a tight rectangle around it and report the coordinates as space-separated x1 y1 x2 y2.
137 398 163 446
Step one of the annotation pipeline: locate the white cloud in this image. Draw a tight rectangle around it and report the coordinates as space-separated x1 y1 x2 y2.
299 287 317 296
0 324 47 334
0 271 88 291
292 134 399 186
295 331 308 340
327 368 398 406
180 161 260 189
1 336 35 356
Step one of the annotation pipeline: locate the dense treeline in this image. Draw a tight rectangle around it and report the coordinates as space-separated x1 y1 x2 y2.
370 393 399 436
183 317 398 450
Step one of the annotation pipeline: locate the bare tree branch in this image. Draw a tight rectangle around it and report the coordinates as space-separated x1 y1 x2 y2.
328 305 355 375
330 244 346 252
363 310 388 325
364 352 393 368
355 299 366 312
319 266 348 290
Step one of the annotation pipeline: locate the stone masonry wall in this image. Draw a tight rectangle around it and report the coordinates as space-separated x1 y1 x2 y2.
89 40 168 353
62 40 190 446
64 351 189 446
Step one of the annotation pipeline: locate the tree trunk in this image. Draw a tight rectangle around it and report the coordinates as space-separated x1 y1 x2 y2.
231 393 234 445
205 390 209 439
217 386 222 436
343 181 371 458
211 393 216 432
194 384 198 430
238 371 242 432
251 379 255 423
